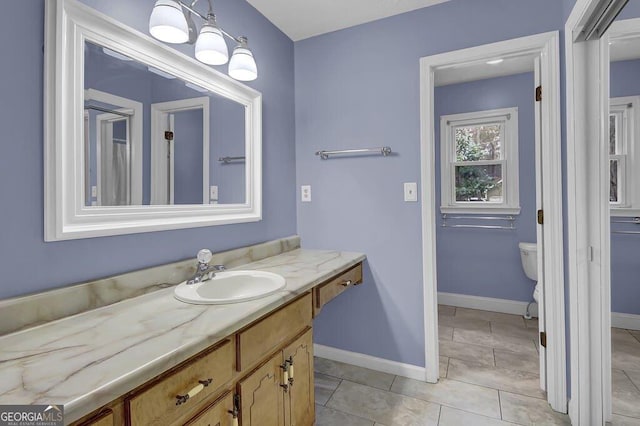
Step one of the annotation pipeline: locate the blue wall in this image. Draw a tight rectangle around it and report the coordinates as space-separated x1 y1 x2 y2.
0 0 295 299
296 0 564 367
435 73 537 302
610 58 640 315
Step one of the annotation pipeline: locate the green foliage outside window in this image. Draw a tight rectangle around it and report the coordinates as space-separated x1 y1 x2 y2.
455 126 502 201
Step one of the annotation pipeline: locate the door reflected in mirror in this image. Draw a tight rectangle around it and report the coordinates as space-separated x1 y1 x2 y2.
83 41 246 207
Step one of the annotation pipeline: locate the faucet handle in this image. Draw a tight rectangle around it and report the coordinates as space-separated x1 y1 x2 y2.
197 249 213 265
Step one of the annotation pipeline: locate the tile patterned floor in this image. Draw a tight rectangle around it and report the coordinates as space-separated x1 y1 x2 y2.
314 305 640 425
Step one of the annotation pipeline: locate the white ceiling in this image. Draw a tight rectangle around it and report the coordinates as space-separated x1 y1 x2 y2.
246 0 452 41
434 53 538 87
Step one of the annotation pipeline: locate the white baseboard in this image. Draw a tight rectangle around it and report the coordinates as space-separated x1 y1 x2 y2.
313 344 426 381
438 292 539 317
612 312 640 331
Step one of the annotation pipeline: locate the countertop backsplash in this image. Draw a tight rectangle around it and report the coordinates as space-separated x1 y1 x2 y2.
0 236 300 336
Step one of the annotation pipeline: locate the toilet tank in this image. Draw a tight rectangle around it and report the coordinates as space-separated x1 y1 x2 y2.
518 242 538 281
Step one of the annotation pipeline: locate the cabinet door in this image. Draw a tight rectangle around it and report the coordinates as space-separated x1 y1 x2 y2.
238 353 285 426
283 329 314 426
184 391 235 426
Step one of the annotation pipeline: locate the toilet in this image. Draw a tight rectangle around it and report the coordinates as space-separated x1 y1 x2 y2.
519 242 540 318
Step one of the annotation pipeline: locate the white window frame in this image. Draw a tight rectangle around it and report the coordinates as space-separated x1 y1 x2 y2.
440 107 520 214
610 96 639 216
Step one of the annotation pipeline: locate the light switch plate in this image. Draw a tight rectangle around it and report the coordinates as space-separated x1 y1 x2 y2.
301 185 311 202
91 185 97 198
404 182 418 202
209 185 219 201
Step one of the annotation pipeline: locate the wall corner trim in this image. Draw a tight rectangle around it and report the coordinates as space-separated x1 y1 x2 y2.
313 344 427 381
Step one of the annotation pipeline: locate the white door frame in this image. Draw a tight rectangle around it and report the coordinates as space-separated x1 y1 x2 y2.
565 2 640 421
419 31 567 412
150 96 210 205
85 88 143 204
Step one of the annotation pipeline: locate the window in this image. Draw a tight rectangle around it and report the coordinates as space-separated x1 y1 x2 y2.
610 96 639 216
440 108 520 214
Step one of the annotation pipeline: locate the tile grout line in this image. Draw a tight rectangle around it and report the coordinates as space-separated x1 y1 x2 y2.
322 378 342 407
498 389 504 420
622 369 640 393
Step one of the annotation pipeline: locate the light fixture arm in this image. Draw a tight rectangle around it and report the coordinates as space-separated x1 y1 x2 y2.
177 0 244 44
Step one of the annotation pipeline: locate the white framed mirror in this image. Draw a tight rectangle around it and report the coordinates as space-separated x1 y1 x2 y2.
44 0 262 241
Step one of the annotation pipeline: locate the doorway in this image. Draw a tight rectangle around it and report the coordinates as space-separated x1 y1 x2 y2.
419 31 567 412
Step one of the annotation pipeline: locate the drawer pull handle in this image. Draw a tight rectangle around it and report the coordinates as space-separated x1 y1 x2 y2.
340 280 353 287
175 378 213 405
280 383 289 392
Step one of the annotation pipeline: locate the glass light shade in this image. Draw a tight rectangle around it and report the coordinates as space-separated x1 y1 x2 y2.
149 0 189 44
228 47 257 81
195 25 229 65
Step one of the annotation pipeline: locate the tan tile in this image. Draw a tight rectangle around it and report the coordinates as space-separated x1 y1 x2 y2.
500 391 570 425
438 315 492 333
391 376 500 419
316 404 374 426
315 372 341 405
438 406 515 426
613 339 640 372
629 330 640 344
611 414 640 425
491 321 539 340
439 325 454 341
613 328 639 345
455 307 525 325
524 318 539 329
447 358 544 399
494 349 539 374
439 305 456 316
314 357 395 391
613 369 640 418
439 340 495 366
326 380 441 425
624 369 640 390
453 328 538 355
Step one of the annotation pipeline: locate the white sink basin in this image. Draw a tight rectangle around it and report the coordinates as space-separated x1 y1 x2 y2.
174 270 286 305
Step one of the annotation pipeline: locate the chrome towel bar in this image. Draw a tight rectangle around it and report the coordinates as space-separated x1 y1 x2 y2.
218 156 245 164
315 146 392 160
441 214 516 230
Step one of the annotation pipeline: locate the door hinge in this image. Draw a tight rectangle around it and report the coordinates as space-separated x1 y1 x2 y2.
535 85 542 102
537 209 544 225
164 130 174 141
540 331 547 348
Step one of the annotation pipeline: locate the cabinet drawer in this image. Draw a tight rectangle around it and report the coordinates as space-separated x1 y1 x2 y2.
127 339 233 426
76 409 114 426
314 263 363 315
237 293 312 372
184 391 235 426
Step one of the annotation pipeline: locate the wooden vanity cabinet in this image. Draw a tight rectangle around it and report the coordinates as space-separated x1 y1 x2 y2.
313 263 363 316
283 329 314 426
238 328 314 426
183 392 236 426
71 262 363 426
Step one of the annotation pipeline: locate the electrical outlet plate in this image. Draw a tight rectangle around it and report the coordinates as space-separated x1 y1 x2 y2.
301 185 311 202
404 182 418 202
210 185 219 201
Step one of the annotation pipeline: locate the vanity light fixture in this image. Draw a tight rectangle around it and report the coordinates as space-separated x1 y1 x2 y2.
149 0 258 81
486 58 504 65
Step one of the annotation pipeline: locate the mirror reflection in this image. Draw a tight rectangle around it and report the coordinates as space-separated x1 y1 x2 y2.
83 41 246 207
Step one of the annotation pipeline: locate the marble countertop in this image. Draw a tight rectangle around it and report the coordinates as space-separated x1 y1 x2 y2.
0 248 365 424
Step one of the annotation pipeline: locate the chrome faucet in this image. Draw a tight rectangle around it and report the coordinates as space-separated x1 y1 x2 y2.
187 249 226 285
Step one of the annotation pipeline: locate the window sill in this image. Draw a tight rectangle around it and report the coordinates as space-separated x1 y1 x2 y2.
440 206 521 215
